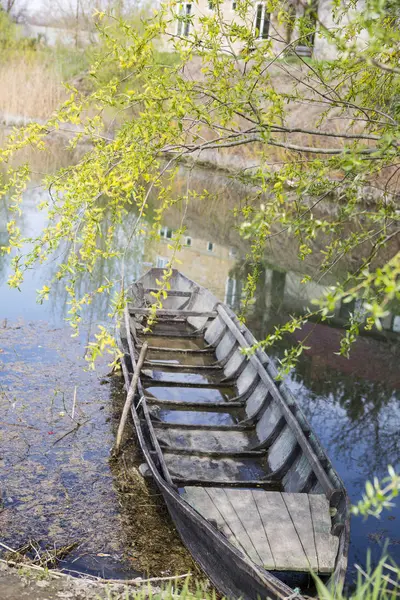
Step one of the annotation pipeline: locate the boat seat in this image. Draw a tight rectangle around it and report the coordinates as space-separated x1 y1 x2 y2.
164 450 270 484
181 487 339 574
154 426 256 451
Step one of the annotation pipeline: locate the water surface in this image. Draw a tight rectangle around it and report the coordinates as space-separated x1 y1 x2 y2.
0 153 399 585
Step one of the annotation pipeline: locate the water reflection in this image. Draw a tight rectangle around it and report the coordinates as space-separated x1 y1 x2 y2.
0 156 399 583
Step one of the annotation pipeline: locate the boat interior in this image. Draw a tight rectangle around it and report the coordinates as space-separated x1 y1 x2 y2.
122 269 348 586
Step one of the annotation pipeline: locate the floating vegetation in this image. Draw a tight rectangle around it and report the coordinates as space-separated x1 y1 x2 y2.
0 320 194 581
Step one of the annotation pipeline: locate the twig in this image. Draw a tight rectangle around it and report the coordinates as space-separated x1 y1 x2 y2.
114 342 148 455
52 418 90 446
0 558 65 578
0 558 191 587
102 573 192 585
0 541 17 553
71 386 77 421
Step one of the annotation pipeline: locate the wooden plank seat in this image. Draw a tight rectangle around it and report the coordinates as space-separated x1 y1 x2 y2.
139 331 204 339
148 408 243 429
181 487 339 574
145 398 245 409
141 374 235 387
143 361 222 371
130 308 217 318
154 426 256 452
164 450 269 483
138 344 215 354
143 288 192 297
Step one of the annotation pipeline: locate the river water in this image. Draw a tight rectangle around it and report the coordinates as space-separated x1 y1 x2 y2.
0 153 399 586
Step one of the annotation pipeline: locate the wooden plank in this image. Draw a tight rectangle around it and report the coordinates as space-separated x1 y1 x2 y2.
252 491 309 571
144 288 191 297
145 397 244 409
143 361 222 370
152 422 253 431
131 308 217 318
160 447 266 458
181 487 245 555
173 478 280 490
225 489 275 568
141 378 235 389
154 427 252 452
282 493 318 571
139 331 203 339
207 488 263 564
139 344 214 354
309 494 339 573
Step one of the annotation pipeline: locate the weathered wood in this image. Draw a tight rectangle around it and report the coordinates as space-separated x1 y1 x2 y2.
173 478 280 489
282 493 318 571
139 331 203 339
145 397 244 409
118 269 349 599
252 491 310 571
179 285 199 311
165 451 265 484
143 361 222 370
226 489 275 568
131 307 217 318
124 305 173 486
152 421 253 431
114 342 148 455
154 427 252 452
207 488 262 564
137 344 214 354
181 487 247 556
141 377 235 388
160 447 266 458
144 288 191 297
308 494 339 573
217 305 340 505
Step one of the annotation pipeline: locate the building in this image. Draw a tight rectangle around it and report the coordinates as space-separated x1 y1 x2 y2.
169 0 353 61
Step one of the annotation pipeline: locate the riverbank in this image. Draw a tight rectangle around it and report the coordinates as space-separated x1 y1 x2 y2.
0 562 164 600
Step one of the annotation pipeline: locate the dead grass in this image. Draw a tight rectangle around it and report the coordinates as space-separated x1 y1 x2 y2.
0 55 66 122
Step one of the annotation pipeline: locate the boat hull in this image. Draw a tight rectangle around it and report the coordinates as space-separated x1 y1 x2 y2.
118 268 350 599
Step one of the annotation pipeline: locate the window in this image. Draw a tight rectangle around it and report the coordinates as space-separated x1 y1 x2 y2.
156 256 169 268
229 247 237 257
160 226 173 239
393 315 400 333
208 0 214 8
177 3 192 37
232 0 237 8
207 241 214 252
225 277 237 306
254 3 270 39
185 236 192 247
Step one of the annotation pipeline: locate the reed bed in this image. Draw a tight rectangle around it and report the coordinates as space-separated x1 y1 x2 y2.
0 54 66 122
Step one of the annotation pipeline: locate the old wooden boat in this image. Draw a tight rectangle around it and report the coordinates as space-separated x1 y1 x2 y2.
119 268 350 600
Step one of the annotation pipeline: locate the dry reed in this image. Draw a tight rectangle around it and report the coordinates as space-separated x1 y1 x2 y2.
0 55 66 123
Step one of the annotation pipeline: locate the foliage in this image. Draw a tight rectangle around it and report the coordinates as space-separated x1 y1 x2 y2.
0 8 16 47
98 559 400 600
314 555 400 600
0 0 398 366
352 465 400 519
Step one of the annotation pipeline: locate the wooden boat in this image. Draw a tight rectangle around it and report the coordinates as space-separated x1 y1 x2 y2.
119 268 350 600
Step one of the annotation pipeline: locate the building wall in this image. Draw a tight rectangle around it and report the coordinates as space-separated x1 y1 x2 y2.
167 0 353 61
